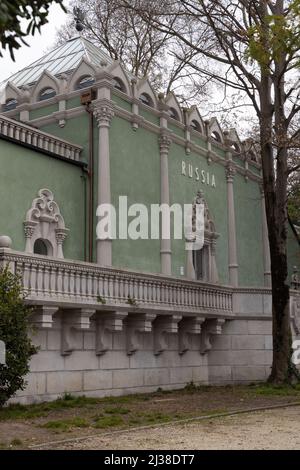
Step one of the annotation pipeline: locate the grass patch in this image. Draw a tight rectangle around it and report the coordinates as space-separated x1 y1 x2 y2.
136 411 173 424
104 407 131 415
248 383 300 397
93 415 125 429
42 417 90 432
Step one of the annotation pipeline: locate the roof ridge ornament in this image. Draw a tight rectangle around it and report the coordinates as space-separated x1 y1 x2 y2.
73 7 85 33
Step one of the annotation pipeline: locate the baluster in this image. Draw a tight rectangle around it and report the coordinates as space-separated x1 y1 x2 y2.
69 270 75 297
29 263 37 295
36 264 44 295
43 266 50 297
50 265 57 297
87 272 93 298
23 262 31 293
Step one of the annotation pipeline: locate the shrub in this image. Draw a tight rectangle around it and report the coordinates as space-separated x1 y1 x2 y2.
0 266 37 406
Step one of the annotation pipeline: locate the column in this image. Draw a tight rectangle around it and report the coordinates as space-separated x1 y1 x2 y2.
93 100 114 266
226 158 239 287
159 133 172 275
260 185 271 287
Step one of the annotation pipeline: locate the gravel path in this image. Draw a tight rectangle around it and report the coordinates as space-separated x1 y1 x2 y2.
55 406 300 450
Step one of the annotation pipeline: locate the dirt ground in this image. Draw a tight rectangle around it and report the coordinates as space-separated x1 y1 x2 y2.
1 384 300 449
55 406 300 450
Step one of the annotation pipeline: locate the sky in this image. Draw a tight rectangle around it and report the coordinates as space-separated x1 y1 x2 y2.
0 1 71 83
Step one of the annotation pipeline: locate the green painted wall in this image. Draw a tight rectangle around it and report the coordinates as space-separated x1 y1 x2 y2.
168 123 185 139
0 139 86 261
41 115 90 164
12 105 290 286
30 103 58 120
139 108 160 126
169 144 229 283
109 117 161 273
191 134 207 150
67 97 81 109
234 173 264 286
111 94 132 112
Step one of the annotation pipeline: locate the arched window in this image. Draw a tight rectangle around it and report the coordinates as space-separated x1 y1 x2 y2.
169 107 180 121
39 87 56 101
249 151 257 162
211 131 221 142
139 93 153 107
112 77 126 92
34 239 50 256
24 189 69 259
190 119 202 132
231 143 240 153
77 75 95 90
4 98 18 111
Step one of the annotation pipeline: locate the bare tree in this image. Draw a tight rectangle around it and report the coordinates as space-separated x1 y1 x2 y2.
55 0 209 96
124 0 300 383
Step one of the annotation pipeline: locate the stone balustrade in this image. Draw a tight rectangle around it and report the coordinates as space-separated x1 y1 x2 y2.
0 249 233 317
0 115 82 162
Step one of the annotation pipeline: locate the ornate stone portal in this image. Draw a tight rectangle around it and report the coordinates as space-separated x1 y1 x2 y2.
186 191 219 283
24 188 69 258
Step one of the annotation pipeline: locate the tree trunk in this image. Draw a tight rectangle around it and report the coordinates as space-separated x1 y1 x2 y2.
260 0 291 383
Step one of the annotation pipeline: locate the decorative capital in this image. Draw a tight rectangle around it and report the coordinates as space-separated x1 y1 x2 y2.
23 221 37 239
226 162 236 182
55 228 69 245
92 101 114 128
159 133 172 153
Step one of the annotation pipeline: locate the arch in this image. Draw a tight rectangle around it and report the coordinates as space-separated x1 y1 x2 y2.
137 77 157 108
33 238 53 256
186 106 204 134
112 77 126 93
1 82 22 109
139 92 154 107
76 75 95 90
169 107 180 121
225 128 242 154
165 92 183 122
108 61 131 95
32 71 59 103
208 117 224 144
39 87 57 101
3 97 18 111
68 58 97 92
24 189 69 259
191 119 202 132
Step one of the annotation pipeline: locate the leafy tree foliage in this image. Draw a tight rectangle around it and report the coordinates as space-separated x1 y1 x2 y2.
0 267 37 406
0 0 66 60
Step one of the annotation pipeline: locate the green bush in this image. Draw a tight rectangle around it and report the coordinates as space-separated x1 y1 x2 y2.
0 266 37 406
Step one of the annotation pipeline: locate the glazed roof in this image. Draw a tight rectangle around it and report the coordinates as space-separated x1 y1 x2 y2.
1 36 112 88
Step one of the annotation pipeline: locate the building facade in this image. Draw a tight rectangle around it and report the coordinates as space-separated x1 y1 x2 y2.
0 37 299 403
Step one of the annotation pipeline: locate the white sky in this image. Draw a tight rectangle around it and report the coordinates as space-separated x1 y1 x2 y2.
0 1 71 83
